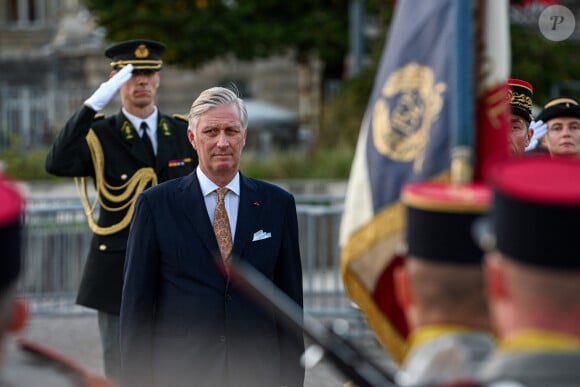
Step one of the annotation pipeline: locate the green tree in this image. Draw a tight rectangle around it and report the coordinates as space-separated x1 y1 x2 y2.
85 0 351 79
511 23 580 105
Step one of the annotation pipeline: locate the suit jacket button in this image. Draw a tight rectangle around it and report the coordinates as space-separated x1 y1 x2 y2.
99 244 107 251
225 294 232 301
220 336 226 343
120 174 128 180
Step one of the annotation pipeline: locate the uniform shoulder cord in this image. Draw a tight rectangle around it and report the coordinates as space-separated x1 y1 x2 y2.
74 129 158 236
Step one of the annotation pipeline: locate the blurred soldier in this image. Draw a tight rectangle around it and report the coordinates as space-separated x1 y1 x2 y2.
0 175 114 386
477 157 580 386
507 78 534 156
45 39 198 381
536 97 580 157
393 182 495 386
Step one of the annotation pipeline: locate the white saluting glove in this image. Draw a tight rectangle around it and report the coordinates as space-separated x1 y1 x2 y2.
525 119 547 152
84 64 134 111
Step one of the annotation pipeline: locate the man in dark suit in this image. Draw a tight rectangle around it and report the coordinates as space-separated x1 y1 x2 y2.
45 39 198 382
120 86 305 387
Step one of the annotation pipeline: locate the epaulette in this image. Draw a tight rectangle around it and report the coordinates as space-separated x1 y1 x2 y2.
17 338 115 387
93 113 105 121
172 113 189 123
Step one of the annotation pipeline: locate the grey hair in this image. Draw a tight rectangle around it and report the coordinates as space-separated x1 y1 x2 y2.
188 86 248 134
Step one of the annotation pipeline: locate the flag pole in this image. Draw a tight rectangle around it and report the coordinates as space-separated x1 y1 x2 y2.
450 0 474 185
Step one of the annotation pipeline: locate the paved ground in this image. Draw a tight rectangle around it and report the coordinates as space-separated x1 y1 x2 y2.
9 312 395 386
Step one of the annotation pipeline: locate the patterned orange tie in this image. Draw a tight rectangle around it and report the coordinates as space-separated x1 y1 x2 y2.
213 187 233 263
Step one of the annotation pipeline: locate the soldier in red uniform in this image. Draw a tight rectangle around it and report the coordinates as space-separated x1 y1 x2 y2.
0 174 115 386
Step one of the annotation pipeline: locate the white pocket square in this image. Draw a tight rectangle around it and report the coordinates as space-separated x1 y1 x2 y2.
252 230 271 241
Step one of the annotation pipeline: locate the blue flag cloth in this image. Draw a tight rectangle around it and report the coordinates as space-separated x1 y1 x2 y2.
365 2 452 212
340 0 510 363
340 0 463 363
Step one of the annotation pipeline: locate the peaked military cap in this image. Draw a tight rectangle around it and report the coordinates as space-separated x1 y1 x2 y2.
485 157 580 269
536 96 580 123
0 175 24 291
402 182 491 264
105 39 165 70
508 78 534 122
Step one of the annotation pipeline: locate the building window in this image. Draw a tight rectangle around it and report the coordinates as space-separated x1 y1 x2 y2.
6 0 46 27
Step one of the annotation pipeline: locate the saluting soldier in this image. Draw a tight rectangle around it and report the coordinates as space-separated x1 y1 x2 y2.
535 97 580 158
0 175 114 387
507 78 534 156
45 39 198 382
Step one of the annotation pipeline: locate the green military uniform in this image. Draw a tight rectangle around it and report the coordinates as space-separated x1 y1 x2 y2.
45 105 197 314
45 39 198 381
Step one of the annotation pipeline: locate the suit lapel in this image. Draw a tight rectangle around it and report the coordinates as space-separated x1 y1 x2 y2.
233 174 264 259
178 173 220 256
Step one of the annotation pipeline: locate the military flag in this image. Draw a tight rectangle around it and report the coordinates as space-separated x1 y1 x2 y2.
339 0 510 363
474 1 511 181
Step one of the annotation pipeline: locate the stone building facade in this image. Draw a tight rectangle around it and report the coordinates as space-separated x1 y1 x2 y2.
0 0 318 152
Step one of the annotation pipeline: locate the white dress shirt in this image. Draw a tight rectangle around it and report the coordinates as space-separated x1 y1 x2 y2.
196 167 240 237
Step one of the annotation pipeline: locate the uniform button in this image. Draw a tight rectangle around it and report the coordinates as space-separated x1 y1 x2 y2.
121 174 128 180
220 336 226 343
225 294 232 301
99 244 107 251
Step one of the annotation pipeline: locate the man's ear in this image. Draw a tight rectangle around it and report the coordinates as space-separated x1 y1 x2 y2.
8 298 28 333
394 263 414 309
187 129 196 149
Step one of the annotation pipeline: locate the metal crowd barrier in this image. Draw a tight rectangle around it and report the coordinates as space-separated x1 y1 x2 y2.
19 195 376 342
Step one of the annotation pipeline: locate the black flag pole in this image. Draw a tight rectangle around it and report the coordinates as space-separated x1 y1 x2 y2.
227 259 399 387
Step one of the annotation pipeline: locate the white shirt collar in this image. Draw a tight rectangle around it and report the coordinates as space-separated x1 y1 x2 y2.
196 167 240 197
123 107 158 135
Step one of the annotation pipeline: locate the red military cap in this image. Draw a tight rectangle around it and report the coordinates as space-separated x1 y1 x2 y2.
0 174 25 290
484 156 580 268
402 182 491 264
508 78 534 122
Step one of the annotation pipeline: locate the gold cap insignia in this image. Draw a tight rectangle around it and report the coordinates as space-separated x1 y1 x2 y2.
135 44 149 59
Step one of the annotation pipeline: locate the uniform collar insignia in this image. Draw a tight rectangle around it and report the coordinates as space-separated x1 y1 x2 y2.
160 119 172 136
121 121 135 140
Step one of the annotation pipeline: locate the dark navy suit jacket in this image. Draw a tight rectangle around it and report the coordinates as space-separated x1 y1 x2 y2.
120 171 305 387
